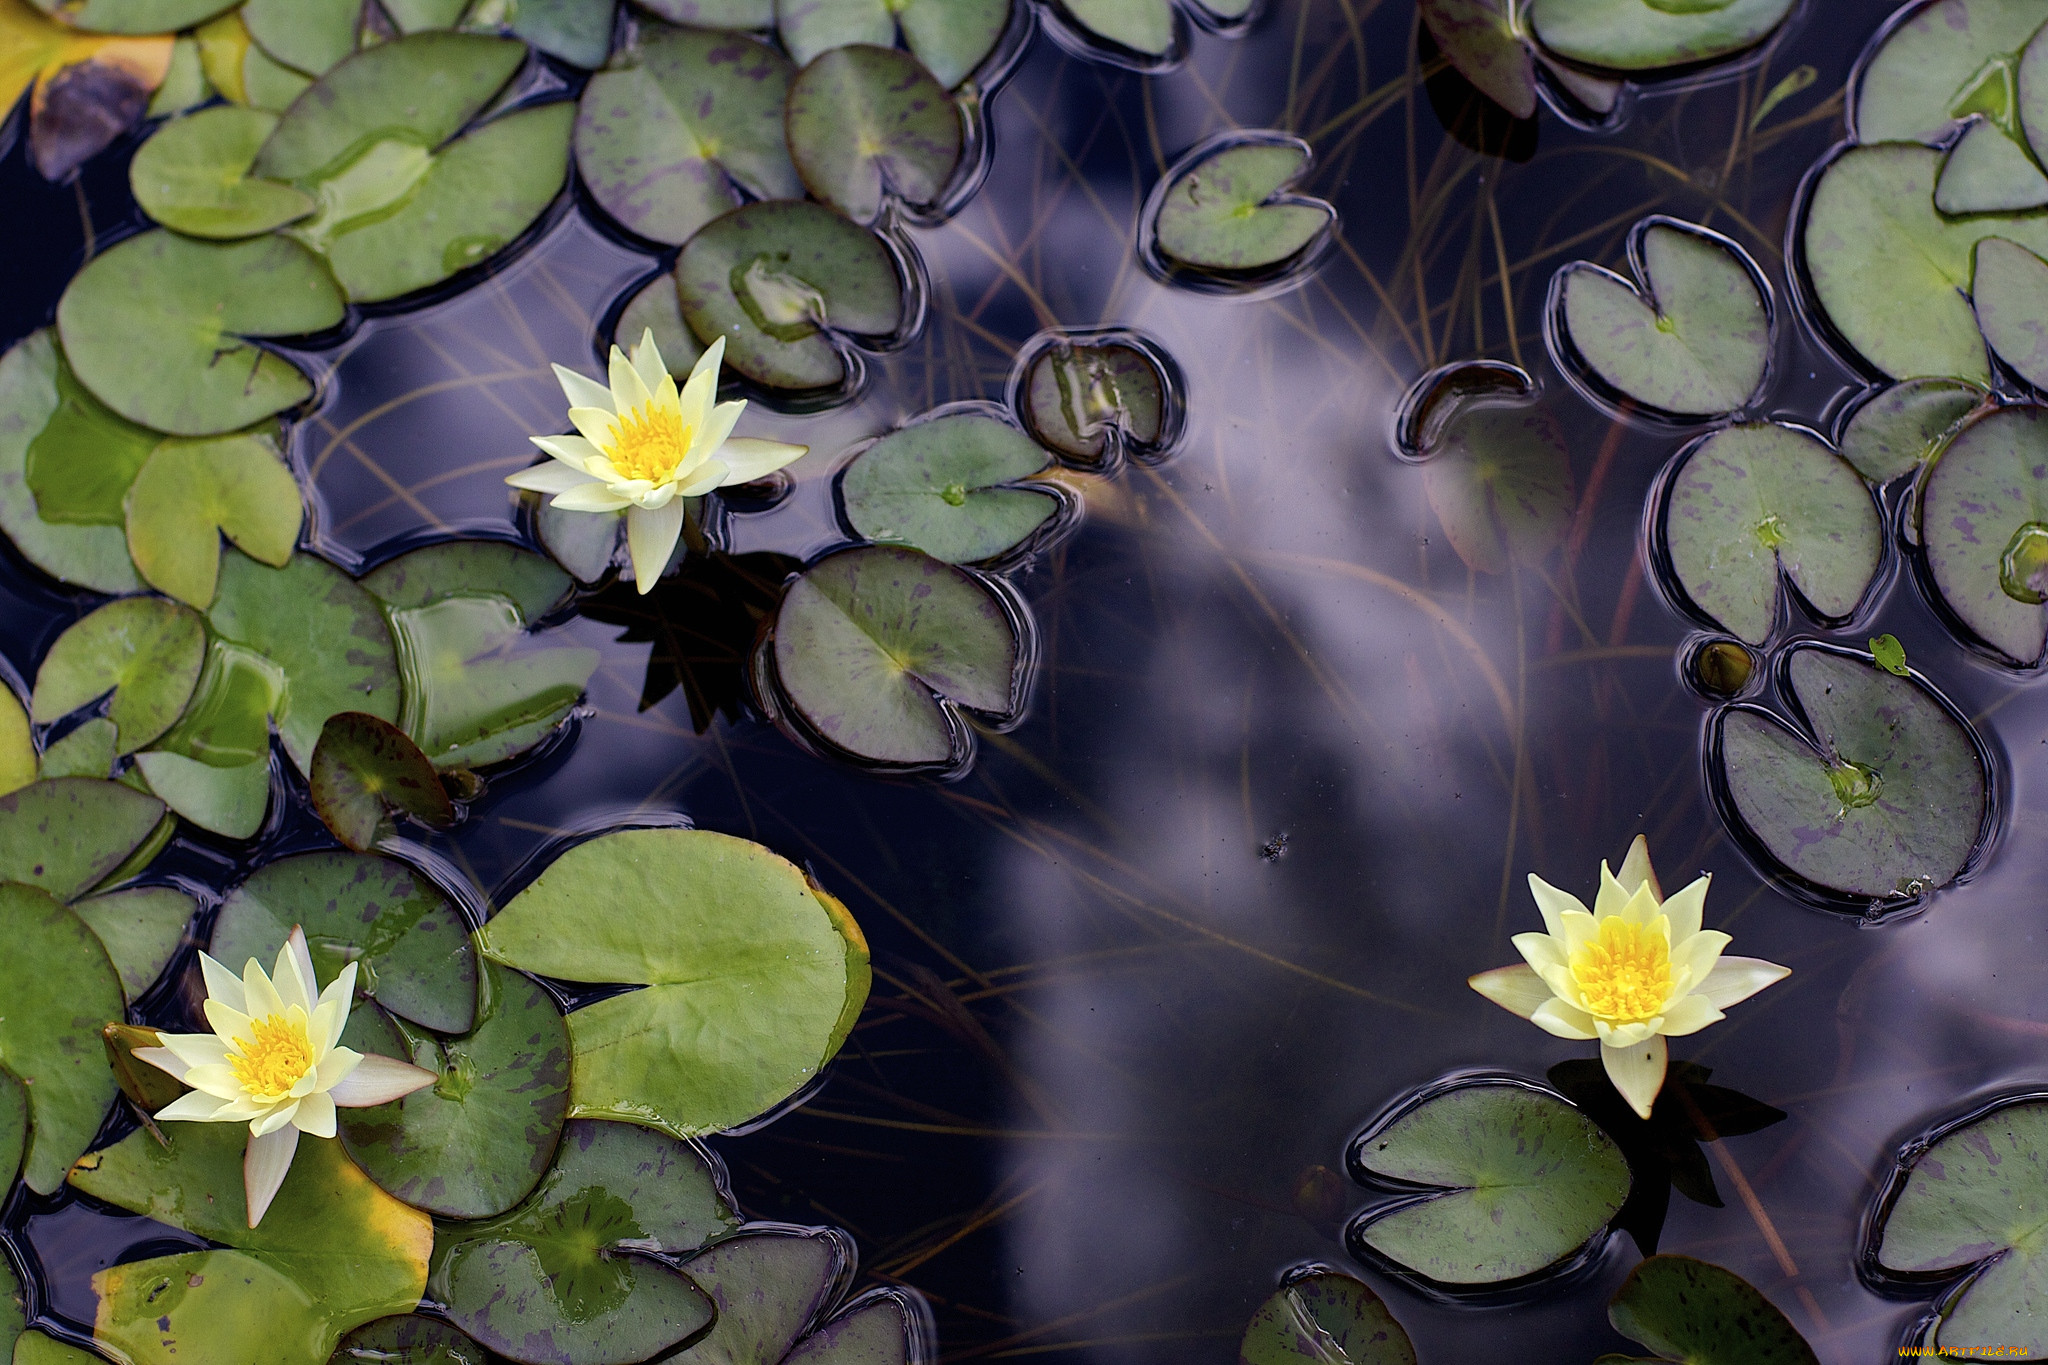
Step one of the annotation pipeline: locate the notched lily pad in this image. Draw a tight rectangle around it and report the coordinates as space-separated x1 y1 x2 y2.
666 1229 852 1365
32 596 205 754
1525 0 1794 73
311 711 459 851
1417 391 1575 576
1837 378 1984 487
1014 332 1180 469
1919 403 2048 665
1973 236 2048 391
1852 0 2048 145
1238 1271 1416 1365
1714 643 1989 905
1046 0 1183 66
1420 0 1536 120
779 0 1011 89
838 407 1061 564
333 1316 495 1364
71 884 194 1002
786 44 962 225
1147 134 1335 282
136 635 279 840
129 105 315 239
124 432 304 608
0 332 146 594
1937 115 2048 214
1599 1254 1817 1365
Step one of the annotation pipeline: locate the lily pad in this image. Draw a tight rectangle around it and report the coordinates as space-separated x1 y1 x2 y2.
31 597 205 754
1837 378 1983 486
676 200 907 394
362 540 573 622
1346 1079 1630 1286
124 433 303 608
381 0 474 29
12 1332 101 1364
1659 424 1882 645
1524 0 1794 73
23 344 164 529
134 749 273 839
537 497 623 584
1555 219 1770 419
1853 0 2047 145
1150 135 1335 275
56 230 343 438
147 35 212 120
129 104 315 238
339 962 570 1219
838 409 1058 563
770 545 1020 769
0 883 125 1193
70 885 194 1002
489 0 619 70
311 711 458 851
666 1229 853 1365
574 24 802 248
0 778 166 902
1936 116 2048 214
197 9 314 112
212 849 478 1034
1016 335 1176 468
780 0 1009 88
333 1317 495 1364
135 636 280 839
21 0 237 35
38 717 115 781
69 1123 433 1365
633 0 772 26
1238 1272 1416 1365
1974 237 2048 391
0 691 31 797
787 45 960 225
1715 643 1988 901
1421 404 1575 576
1918 404 2048 665
1419 0 1536 120
242 0 361 77
431 1119 737 1365
479 828 869 1139
1601 1255 1817 1365
1870 1097 2048 1360
0 332 146 594
1053 0 1178 60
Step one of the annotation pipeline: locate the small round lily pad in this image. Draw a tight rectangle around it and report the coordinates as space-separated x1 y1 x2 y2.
31 596 205 754
1051 0 1179 62
1148 134 1335 278
0 332 145 594
310 711 458 851
668 1229 854 1365
1525 0 1794 73
1014 332 1179 468
130 104 315 239
787 44 962 224
838 408 1059 564
1239 1272 1416 1365
780 0 1011 88
1920 404 2048 665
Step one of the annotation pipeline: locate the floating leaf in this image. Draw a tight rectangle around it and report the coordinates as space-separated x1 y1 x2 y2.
1660 424 1881 645
1151 136 1334 274
133 747 273 839
1017 336 1175 467
1421 404 1574 575
676 200 906 394
611 274 705 379
0 690 32 798
633 0 772 27
479 828 869 1138
129 105 315 239
381 0 472 29
0 0 165 134
1347 1080 1630 1286
1238 1271 1416 1365
1716 644 1987 901
787 45 960 224
1524 0 1793 73
1601 1255 1817 1365
1871 1097 2048 1360
70 1124 433 1365
136 636 279 839
147 35 208 117
779 0 1009 88
196 8 313 111
1936 116 2048 214
22 0 237 35
0 332 146 594
38 717 115 780
839 410 1057 563
1854 0 2045 146
537 497 622 584
339 961 569 1219
13 1332 103 1364
1919 404 2048 665
123 433 303 608
333 1317 494 1364
1419 0 1535 120
431 1119 737 1365
1749 63 1815 131
574 24 802 247
311 711 458 851
1055 0 1177 59
770 545 1020 768
1556 219 1770 418
24 27 171 181
362 540 572 623
489 0 618 69
667 1230 852 1365
0 1219 20 1358
71 885 193 1001
241 0 360 76
23 346 161 529
212 849 478 1034
0 883 124 1193
0 777 165 902
1395 359 1536 460
55 230 344 437
30 597 203 754
1871 633 1910 677
1974 237 2048 391
1837 378 1983 485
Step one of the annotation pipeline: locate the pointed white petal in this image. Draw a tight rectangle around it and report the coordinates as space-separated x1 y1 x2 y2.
1658 994 1727 1037
688 334 726 389
318 961 357 1014
552 483 634 512
609 344 653 411
243 1126 299 1228
316 1047 363 1090
1531 996 1601 1040
156 1090 237 1123
1527 875 1588 939
1660 875 1710 945
1467 964 1552 1020
251 1101 300 1137
242 959 286 1022
1616 883 1662 927
692 398 745 463
630 327 668 392
132 1046 191 1082
1594 863 1632 918
716 437 807 484
530 434 606 470
676 362 718 434
199 952 248 1014
1614 835 1662 901
181 1065 246 1100
292 1091 337 1139
1670 930 1733 994
1601 1035 1669 1119
552 364 615 414
204 998 254 1044
626 500 687 593
568 405 623 452
282 928 317 1012
673 459 731 499
154 1033 232 1071
1511 930 1566 974
1694 956 1791 1010
1557 908 1600 957
328 1054 438 1107
508 462 596 494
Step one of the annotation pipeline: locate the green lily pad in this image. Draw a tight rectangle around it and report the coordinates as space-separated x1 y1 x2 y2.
485 0 619 70
1395 359 1537 460
779 0 1009 88
38 717 115 781
12 1332 101 1364
1151 136 1334 274
431 1118 737 1365
1348 1080 1630 1286
23 346 164 529
130 104 316 239
1238 1271 1416 1365
55 230 343 438
0 333 145 594
148 36 210 118
536 497 623 584
838 409 1058 563
1837 378 1983 485
310 711 458 851
0 1248 21 1364
242 0 361 77
1600 1255 1817 1365
787 45 961 224
31 597 205 754
1420 0 1536 120
676 200 906 394
1936 116 2048 214
333 1317 494 1364
339 961 570 1219
1919 404 2048 665
574 24 802 248
199 9 317 112
1853 0 2047 145
69 1123 433 1365
1420 404 1575 576
212 849 478 1034
634 0 772 27
70 885 194 1002
612 274 705 379
0 691 33 797
362 540 573 622
381 0 472 29
124 433 304 608
1974 237 2048 391
1016 336 1175 467
1556 219 1770 418
0 883 124 1193
1871 1098 2048 1360
1524 0 1794 72
21 0 237 35
0 777 166 902
479 827 869 1138
1660 423 1882 645
1054 0 1177 59
1717 644 1987 901
135 636 280 839
667 1230 852 1365
207 549 403 776
770 545 1019 768
1800 143 2048 384
134 747 273 839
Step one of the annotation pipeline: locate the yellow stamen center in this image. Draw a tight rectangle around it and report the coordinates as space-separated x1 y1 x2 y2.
605 404 693 485
1570 917 1674 1023
231 1014 315 1100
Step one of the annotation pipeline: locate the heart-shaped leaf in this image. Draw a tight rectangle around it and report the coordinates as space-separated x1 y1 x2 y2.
1853 0 2046 146
1016 334 1177 468
1238 1271 1416 1365
31 597 205 754
71 885 193 1002
1150 135 1335 274
0 882 125 1193
22 0 236 35
431 1118 738 1365
1602 1255 1817 1365
1420 0 1536 120
780 0 1010 88
241 0 361 77
676 201 907 394
1974 236 2048 390
129 105 315 238
1347 1079 1630 1286
339 961 570 1218
634 0 772 27
1659 423 1881 645
123 433 303 608
838 409 1058 564
23 342 163 529
769 545 1021 769
54 230 343 438
0 332 146 594
310 711 458 851
1421 403 1575 576
1918 404 2048 665
212 849 478 1034
0 777 166 902
1556 218 1770 418
1524 0 1794 72
1837 378 1983 486
574 23 802 247
1936 116 2048 214
668 1229 853 1365
788 45 961 224
479 827 869 1139
39 716 115 780
1715 643 1988 902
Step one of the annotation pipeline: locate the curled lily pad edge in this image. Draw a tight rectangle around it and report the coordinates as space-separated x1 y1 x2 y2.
1390 358 1540 463
1035 0 1264 75
1001 325 1189 475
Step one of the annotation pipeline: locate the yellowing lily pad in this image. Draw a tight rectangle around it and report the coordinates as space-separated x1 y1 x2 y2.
1920 404 2048 665
129 104 315 239
0 689 31 798
1239 1271 1416 1365
838 408 1059 564
30 596 205 754
786 44 962 225
1525 0 1794 73
780 0 1011 88
1149 135 1335 278
123 432 304 608
195 8 313 112
0 332 145 594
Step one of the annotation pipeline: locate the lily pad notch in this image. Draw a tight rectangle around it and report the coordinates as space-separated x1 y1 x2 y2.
1140 131 1338 295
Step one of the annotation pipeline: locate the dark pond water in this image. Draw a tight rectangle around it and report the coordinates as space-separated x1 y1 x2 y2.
8 0 2048 1360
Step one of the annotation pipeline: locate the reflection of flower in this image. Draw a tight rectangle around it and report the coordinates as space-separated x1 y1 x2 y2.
1469 838 1790 1119
135 928 436 1226
508 331 809 594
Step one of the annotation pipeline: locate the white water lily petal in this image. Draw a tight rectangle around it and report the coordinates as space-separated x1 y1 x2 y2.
252 1101 301 1137
552 364 616 414
626 499 687 593
718 437 809 483
1557 908 1599 957
293 1091 337 1139
203 997 254 1045
1535 959 1577 1002
132 1045 192 1082
689 334 726 390
328 1053 438 1107
1511 930 1566 975
568 404 622 452
552 482 634 513
1694 956 1792 1010
242 956 287 1022
1661 875 1710 943
1594 863 1633 918
1527 874 1586 938
1599 1018 1660 1048
1614 834 1661 900
320 964 357 1043
280 927 317 1014
629 327 668 396
1670 929 1733 991
156 1089 236 1123
1531 996 1601 1040
1658 994 1727 1037
1468 964 1552 1020
199 952 247 1015
182 1064 246 1100
243 1125 299 1228
676 361 719 437
153 1033 231 1072
1602 1035 1668 1120
673 458 732 499
694 398 746 462
508 462 597 494
1616 883 1661 928
609 345 653 413
314 1047 362 1090
530 434 605 469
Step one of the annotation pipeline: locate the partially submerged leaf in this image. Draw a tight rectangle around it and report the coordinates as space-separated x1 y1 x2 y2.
1238 1271 1416 1365
129 104 315 239
1525 0 1794 73
0 332 146 594
1421 404 1575 575
1936 115 2048 214
38 716 115 780
26 29 171 181
838 409 1058 563
22 344 161 528
332 1317 495 1365
1921 404 2048 665
310 711 458 851
1152 137 1334 273
1018 336 1174 467
31 597 205 754
1055 0 1178 60
124 433 304 608
1605 1256 1818 1365
1419 0 1535 119
0 777 166 901
138 635 281 839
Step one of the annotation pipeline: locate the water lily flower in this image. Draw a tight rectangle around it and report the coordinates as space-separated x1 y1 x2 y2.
134 928 436 1226
1469 837 1790 1119
507 330 808 594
